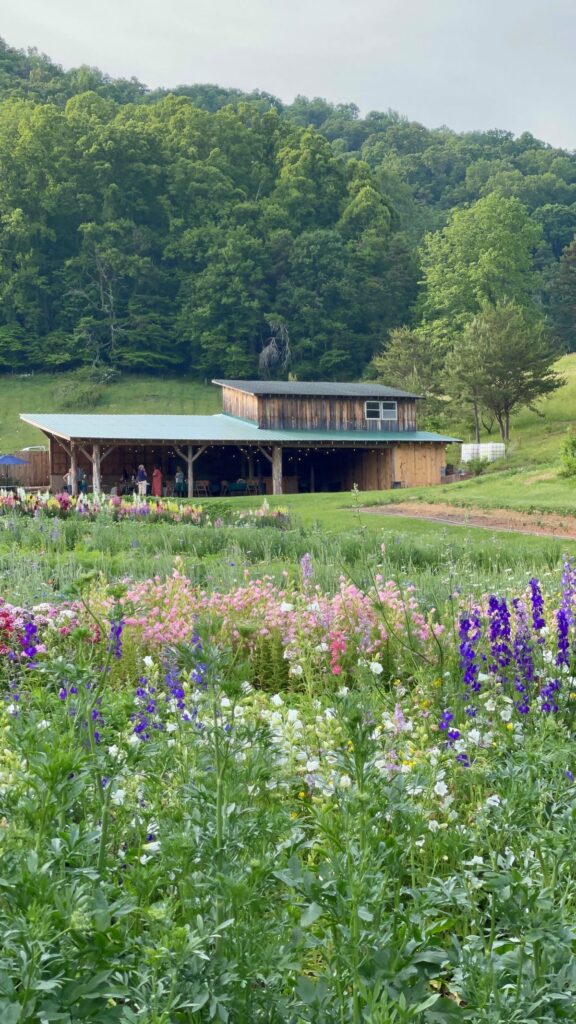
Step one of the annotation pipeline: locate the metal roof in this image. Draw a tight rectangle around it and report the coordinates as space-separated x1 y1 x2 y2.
20 413 459 445
212 379 421 399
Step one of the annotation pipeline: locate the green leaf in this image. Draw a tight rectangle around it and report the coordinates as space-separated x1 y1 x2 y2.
300 902 323 928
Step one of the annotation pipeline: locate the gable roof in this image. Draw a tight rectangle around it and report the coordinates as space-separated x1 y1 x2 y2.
212 379 421 399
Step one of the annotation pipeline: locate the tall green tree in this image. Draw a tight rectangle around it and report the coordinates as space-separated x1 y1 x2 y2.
419 193 542 350
445 300 564 441
548 237 576 352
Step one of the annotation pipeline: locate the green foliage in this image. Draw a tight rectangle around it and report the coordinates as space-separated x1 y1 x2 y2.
559 429 576 477
445 300 565 440
419 194 543 350
2 36 576 381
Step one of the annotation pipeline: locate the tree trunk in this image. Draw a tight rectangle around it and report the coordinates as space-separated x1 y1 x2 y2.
92 444 101 496
472 401 480 444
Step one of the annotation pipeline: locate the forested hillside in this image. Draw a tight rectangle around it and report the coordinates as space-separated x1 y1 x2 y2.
0 36 575 383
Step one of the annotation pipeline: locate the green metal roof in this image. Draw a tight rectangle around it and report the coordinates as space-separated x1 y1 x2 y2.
20 413 459 445
213 379 421 399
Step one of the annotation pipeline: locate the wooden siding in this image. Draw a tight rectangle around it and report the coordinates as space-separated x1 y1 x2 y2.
220 387 259 422
394 443 445 488
0 450 50 488
340 443 444 491
257 395 417 431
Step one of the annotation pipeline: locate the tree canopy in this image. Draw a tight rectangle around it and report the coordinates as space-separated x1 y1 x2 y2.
0 35 575 384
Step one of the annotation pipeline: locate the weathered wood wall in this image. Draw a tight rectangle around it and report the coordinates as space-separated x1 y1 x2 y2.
341 449 394 491
394 443 445 487
340 444 445 491
220 388 259 422
0 450 50 488
256 396 417 432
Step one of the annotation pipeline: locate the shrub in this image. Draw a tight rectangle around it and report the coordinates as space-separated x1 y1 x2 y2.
559 429 576 478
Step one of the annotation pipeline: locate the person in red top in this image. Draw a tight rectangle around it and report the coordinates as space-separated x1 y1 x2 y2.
151 465 163 497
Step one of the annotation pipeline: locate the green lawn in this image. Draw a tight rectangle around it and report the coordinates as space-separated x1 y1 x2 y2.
0 374 220 451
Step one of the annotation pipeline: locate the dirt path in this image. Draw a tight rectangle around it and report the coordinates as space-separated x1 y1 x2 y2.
363 501 576 540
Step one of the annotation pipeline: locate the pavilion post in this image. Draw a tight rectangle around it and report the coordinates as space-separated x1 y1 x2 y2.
272 446 283 495
92 444 101 497
70 443 78 497
187 444 193 498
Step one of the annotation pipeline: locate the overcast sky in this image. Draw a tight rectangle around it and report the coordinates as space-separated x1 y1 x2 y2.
3 0 575 149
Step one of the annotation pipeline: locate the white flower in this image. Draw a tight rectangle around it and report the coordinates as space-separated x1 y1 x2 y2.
468 729 482 746
428 818 440 832
337 686 349 697
539 626 550 637
220 697 231 708
128 733 140 746
111 789 126 806
289 664 304 677
315 642 329 653
338 774 352 789
143 655 154 668
144 840 161 854
500 706 513 722
483 698 496 712
166 722 177 733
478 672 490 682
466 855 484 866
270 694 284 707
434 780 449 798
279 602 294 613
485 794 501 808
306 759 320 772
37 719 50 732
369 661 383 676
107 744 120 758
287 709 300 723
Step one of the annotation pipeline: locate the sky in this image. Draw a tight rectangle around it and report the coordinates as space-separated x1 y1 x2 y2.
3 0 576 150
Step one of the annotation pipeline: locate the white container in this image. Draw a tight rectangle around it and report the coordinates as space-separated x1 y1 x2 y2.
461 443 505 463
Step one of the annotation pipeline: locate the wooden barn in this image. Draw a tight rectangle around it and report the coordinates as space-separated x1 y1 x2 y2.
20 379 459 496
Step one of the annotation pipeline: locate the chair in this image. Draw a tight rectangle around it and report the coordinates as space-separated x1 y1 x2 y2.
194 480 210 497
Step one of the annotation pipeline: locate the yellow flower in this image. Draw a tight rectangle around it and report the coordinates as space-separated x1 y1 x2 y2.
506 723 514 731
290 811 298 820
298 791 306 799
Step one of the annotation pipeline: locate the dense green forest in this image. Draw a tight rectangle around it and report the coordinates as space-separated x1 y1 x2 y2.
0 36 574 385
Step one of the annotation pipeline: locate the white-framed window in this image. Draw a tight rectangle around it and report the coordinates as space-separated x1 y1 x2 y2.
364 399 397 421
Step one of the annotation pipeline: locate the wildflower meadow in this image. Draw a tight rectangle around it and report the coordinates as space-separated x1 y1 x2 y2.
1 493 576 1022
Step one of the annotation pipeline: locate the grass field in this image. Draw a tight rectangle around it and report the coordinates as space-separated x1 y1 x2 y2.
0 373 220 451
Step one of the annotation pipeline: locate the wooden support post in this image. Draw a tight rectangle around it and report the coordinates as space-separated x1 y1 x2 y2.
272 446 283 495
70 443 78 497
92 444 101 497
187 444 193 498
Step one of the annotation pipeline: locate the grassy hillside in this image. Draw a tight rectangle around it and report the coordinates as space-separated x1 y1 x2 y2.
0 374 220 451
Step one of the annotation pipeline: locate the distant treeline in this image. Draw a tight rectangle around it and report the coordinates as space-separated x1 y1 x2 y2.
0 36 574 379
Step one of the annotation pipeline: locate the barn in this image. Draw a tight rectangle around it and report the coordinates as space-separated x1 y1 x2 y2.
20 379 459 496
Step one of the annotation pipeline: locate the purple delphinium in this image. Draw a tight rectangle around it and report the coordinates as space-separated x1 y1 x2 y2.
300 552 313 587
488 596 512 679
512 598 534 715
108 618 124 661
540 677 561 715
459 607 483 693
557 558 576 667
528 578 546 640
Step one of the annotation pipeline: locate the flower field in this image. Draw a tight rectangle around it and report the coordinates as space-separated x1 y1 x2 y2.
2 506 576 1021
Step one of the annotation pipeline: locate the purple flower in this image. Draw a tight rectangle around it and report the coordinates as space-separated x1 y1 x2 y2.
459 608 482 692
528 578 546 638
108 618 124 661
488 596 512 678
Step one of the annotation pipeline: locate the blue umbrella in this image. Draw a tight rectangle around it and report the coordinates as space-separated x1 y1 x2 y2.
0 454 29 466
